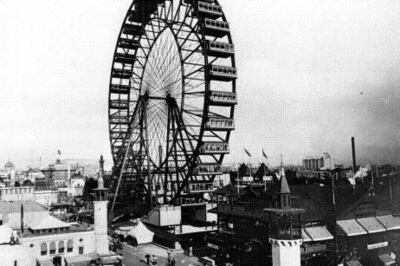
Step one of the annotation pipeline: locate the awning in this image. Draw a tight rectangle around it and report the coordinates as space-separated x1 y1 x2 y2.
377 215 400 231
302 228 312 242
378 253 396 266
65 254 96 266
100 256 121 265
304 226 334 242
345 260 363 266
337 219 367 237
121 221 154 245
37 259 54 266
357 217 386 233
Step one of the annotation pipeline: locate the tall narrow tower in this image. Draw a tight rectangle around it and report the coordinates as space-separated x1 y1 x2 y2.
93 155 109 255
265 168 304 266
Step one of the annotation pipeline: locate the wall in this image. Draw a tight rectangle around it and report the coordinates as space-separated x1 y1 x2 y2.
0 244 35 266
271 239 302 266
0 186 35 201
21 230 96 266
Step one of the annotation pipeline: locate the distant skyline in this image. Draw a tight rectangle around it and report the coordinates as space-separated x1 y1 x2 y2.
1 0 400 169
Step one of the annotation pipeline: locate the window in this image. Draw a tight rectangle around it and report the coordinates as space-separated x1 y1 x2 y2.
50 242 56 254
79 246 84 254
67 240 73 252
58 241 64 253
40 242 47 256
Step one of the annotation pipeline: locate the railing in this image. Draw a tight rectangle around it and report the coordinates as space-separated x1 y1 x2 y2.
209 65 237 78
204 18 230 30
209 91 237 105
200 142 229 154
207 41 234 54
205 118 234 130
198 2 223 16
194 164 222 174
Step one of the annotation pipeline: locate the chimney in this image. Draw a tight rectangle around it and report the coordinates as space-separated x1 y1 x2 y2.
20 204 24 234
351 137 357 173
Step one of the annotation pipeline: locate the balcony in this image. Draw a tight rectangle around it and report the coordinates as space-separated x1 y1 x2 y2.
205 118 234 130
112 68 133 80
118 38 140 50
206 41 234 58
209 65 237 81
110 84 130 94
202 18 230 37
208 91 237 106
200 142 229 154
197 2 222 18
123 23 145 36
109 99 129 109
194 164 222 175
114 52 136 65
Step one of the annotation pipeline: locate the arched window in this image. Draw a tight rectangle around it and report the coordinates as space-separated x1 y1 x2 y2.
58 241 65 253
49 242 56 254
67 240 73 252
40 242 47 256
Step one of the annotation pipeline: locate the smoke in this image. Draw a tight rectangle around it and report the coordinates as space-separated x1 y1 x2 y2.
354 164 372 180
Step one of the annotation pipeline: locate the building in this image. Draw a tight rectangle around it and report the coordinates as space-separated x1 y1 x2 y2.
207 166 400 266
302 157 325 170
0 157 121 266
41 159 75 189
59 173 86 197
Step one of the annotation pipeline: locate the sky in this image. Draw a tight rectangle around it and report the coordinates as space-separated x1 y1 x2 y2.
1 0 400 169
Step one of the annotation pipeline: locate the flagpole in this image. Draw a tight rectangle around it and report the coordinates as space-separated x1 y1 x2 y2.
236 164 240 196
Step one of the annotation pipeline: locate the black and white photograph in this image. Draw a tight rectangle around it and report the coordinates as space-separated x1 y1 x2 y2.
1 0 400 265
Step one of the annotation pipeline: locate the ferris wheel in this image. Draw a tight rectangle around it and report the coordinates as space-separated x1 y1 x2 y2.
108 0 237 211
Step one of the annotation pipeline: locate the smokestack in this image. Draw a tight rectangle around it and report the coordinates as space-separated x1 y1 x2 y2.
351 137 357 173
20 204 24 234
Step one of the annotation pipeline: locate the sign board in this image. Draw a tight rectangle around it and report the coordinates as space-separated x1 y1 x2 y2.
367 241 388 250
263 176 273 181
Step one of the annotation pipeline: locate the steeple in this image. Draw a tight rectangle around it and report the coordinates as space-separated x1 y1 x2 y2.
280 169 290 194
277 167 291 209
93 155 108 201
93 155 109 255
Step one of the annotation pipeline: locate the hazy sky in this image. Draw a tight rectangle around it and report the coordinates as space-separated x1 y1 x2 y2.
1 0 400 169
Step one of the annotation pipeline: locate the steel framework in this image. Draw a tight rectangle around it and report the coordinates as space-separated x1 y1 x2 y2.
108 0 237 213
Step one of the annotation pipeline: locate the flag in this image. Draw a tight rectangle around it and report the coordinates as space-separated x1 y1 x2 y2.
244 148 252 157
262 149 268 159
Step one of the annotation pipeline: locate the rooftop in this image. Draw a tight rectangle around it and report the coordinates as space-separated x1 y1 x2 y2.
0 200 46 214
29 215 70 230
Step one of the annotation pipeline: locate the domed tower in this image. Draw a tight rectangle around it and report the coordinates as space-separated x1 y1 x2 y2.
265 168 304 266
93 155 109 255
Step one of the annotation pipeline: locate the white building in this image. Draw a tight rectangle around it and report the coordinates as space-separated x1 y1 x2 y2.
0 169 120 266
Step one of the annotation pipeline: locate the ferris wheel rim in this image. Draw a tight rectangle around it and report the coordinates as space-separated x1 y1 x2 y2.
108 0 237 205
